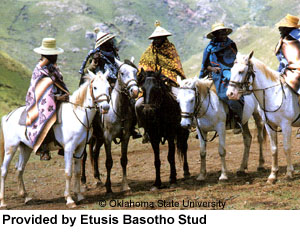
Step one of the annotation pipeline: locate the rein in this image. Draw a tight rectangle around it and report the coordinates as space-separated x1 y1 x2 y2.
179 85 218 142
112 62 138 144
229 60 286 132
71 79 109 158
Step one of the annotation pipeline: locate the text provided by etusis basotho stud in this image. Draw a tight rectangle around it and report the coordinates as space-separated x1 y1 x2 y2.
1 213 206 227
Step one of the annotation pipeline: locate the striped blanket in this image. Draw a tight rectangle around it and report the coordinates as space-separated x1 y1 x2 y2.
25 64 64 152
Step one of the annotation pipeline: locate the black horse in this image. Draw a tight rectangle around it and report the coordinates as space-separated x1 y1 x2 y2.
136 69 190 189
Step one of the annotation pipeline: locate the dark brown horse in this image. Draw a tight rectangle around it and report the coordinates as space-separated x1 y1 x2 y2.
135 69 190 190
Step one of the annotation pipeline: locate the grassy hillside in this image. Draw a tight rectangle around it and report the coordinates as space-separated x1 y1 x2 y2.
0 50 31 117
0 0 300 90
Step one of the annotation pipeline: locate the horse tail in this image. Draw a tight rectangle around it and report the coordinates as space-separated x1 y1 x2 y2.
0 118 5 166
176 126 189 163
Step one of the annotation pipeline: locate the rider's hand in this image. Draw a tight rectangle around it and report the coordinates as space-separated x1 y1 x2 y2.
211 67 221 74
55 94 69 102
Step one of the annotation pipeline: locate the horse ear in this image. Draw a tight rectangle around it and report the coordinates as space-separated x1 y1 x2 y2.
87 70 95 80
248 51 254 60
130 56 135 63
138 68 146 85
157 66 162 77
114 58 123 68
177 76 182 86
103 69 110 79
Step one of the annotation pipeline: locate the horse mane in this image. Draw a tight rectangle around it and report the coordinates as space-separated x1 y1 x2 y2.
124 59 138 70
180 77 216 99
70 77 91 108
251 57 280 82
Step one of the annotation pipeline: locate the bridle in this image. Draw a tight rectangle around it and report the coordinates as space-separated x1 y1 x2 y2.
115 62 138 96
179 85 217 142
228 61 256 95
229 59 286 132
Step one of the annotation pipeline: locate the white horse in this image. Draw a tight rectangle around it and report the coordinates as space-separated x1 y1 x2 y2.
227 51 300 184
88 59 139 194
177 76 265 181
0 70 111 208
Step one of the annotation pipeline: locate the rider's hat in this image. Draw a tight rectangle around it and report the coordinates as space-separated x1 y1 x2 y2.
276 14 300 28
94 27 115 49
34 38 64 55
148 21 172 40
206 22 232 39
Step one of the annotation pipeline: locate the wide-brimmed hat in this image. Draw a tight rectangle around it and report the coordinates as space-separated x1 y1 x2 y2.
94 27 115 49
148 21 172 40
34 38 64 55
206 22 232 39
276 14 300 28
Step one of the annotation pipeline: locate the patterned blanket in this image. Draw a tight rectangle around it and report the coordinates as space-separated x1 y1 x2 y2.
25 64 64 152
138 39 186 84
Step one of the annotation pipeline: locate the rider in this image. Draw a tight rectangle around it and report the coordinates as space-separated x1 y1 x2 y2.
79 28 141 139
26 38 69 160
136 20 186 142
199 22 243 134
275 14 300 138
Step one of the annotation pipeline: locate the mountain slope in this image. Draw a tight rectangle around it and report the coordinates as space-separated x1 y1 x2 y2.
0 50 31 117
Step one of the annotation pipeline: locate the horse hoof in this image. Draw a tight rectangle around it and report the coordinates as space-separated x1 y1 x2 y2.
95 181 103 188
150 186 158 191
285 174 294 181
184 173 191 179
24 197 33 204
257 167 267 172
80 185 88 193
77 194 85 202
196 174 206 181
0 203 7 209
219 175 228 181
66 202 77 208
122 186 131 193
237 171 247 177
267 178 277 184
170 183 177 189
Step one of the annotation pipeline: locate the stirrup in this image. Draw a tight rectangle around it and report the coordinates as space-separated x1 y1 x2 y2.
296 128 300 139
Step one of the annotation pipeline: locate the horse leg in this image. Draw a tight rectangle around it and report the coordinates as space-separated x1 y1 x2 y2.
179 127 190 178
217 124 228 181
196 128 207 181
0 145 18 208
80 149 88 191
253 111 266 171
120 136 131 192
74 158 85 202
266 126 279 184
167 138 177 186
237 122 252 176
151 139 161 190
91 139 103 187
17 144 32 204
282 124 294 179
104 140 113 194
64 149 76 208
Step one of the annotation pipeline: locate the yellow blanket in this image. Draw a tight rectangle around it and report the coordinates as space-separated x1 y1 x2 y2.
138 39 186 84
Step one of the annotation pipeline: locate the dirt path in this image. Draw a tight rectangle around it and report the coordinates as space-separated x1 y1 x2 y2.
2 125 300 210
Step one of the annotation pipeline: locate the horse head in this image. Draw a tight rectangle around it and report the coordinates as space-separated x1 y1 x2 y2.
88 69 111 114
227 51 254 100
177 76 198 129
115 58 139 99
141 68 166 115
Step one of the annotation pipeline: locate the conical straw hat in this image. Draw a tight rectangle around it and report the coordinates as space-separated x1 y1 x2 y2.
148 20 172 40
